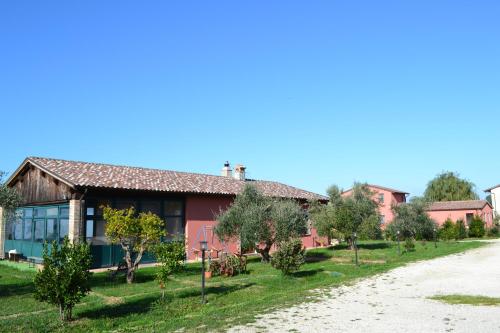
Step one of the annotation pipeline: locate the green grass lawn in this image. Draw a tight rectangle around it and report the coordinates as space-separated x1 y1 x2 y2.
430 294 500 306
0 240 485 332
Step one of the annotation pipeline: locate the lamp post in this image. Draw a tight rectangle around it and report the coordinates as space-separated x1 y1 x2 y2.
433 228 437 248
353 232 359 266
200 241 208 304
396 230 401 256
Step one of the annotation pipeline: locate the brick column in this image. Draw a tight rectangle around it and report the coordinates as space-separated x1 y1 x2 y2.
69 199 83 243
0 206 5 259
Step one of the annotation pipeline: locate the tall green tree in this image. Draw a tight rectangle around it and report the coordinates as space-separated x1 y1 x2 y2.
215 185 307 262
311 183 380 248
0 171 22 212
33 238 92 321
103 207 165 283
424 172 478 202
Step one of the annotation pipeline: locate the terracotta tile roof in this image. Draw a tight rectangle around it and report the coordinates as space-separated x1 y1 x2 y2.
426 200 491 211
24 157 327 201
343 184 409 195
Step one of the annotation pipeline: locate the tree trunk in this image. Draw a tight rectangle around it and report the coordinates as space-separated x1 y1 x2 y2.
67 307 72 321
59 304 65 321
126 268 135 284
256 243 272 263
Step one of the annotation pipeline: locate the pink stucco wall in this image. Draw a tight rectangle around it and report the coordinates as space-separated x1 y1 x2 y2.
184 194 327 260
427 205 494 227
342 186 406 227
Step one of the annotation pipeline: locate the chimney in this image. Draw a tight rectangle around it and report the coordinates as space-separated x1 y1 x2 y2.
234 164 246 181
221 161 232 177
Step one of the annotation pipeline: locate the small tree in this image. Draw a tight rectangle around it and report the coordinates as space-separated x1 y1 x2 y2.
0 171 22 218
271 238 305 275
455 219 467 239
389 197 437 246
33 238 92 321
468 215 485 238
103 207 165 283
153 240 185 299
215 185 307 262
311 183 379 249
439 218 458 241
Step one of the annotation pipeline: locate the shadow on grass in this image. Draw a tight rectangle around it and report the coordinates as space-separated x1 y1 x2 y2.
334 242 390 251
0 281 34 297
77 295 158 320
305 252 331 263
292 268 324 278
175 282 256 299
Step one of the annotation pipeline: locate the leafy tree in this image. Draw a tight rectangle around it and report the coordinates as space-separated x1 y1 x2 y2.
311 183 380 248
152 240 185 299
439 218 458 241
468 215 485 238
424 172 478 202
455 219 467 239
103 207 165 283
270 238 305 275
0 171 22 213
215 185 307 262
389 197 437 243
33 238 92 321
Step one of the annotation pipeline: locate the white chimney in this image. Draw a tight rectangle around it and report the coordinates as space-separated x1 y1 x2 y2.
234 164 246 181
221 161 232 177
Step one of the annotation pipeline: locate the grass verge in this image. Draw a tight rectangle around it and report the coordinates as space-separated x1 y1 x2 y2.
429 294 500 306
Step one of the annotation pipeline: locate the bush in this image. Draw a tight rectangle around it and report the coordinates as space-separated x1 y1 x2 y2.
439 219 458 241
486 225 499 237
216 253 246 277
455 219 467 239
271 238 305 275
469 216 485 238
33 238 92 321
403 238 415 252
153 241 185 297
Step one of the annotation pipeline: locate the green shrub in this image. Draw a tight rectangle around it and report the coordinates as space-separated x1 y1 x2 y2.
218 253 246 277
455 219 467 239
439 219 458 241
34 238 92 321
271 238 305 275
209 260 221 276
469 215 485 238
486 225 499 237
153 241 185 297
403 238 415 252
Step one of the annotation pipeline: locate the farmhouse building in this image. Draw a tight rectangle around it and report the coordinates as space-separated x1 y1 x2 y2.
484 184 500 217
426 200 494 227
0 157 327 268
342 184 408 226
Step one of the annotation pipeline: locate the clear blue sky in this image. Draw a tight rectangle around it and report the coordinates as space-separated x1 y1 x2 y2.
1 1 499 198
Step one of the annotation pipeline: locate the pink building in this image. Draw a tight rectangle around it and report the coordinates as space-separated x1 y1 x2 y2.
342 184 408 226
426 200 494 227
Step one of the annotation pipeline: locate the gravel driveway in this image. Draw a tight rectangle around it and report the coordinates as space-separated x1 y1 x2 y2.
229 240 500 333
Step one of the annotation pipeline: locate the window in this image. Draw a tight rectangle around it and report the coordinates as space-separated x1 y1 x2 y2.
86 207 94 216
46 207 58 216
59 219 69 241
14 218 23 240
24 219 32 240
165 217 184 239
378 193 384 204
24 208 33 218
60 207 69 218
34 220 44 242
115 200 136 210
86 220 94 238
46 218 57 241
34 208 46 218
164 200 183 216
380 215 385 225
141 200 161 215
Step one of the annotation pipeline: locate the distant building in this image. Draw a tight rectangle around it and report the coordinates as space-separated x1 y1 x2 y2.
484 184 500 217
342 184 408 227
426 200 494 227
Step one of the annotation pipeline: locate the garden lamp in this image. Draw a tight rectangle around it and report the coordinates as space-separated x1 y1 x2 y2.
396 230 401 256
353 232 359 266
433 228 437 248
200 241 208 304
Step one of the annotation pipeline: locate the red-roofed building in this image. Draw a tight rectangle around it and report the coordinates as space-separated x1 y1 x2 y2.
426 200 494 227
0 157 328 267
342 184 409 227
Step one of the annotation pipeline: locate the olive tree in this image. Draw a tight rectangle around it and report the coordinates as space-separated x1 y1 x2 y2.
34 238 92 321
103 207 165 283
215 185 307 262
311 183 380 248
387 197 437 243
0 171 22 215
